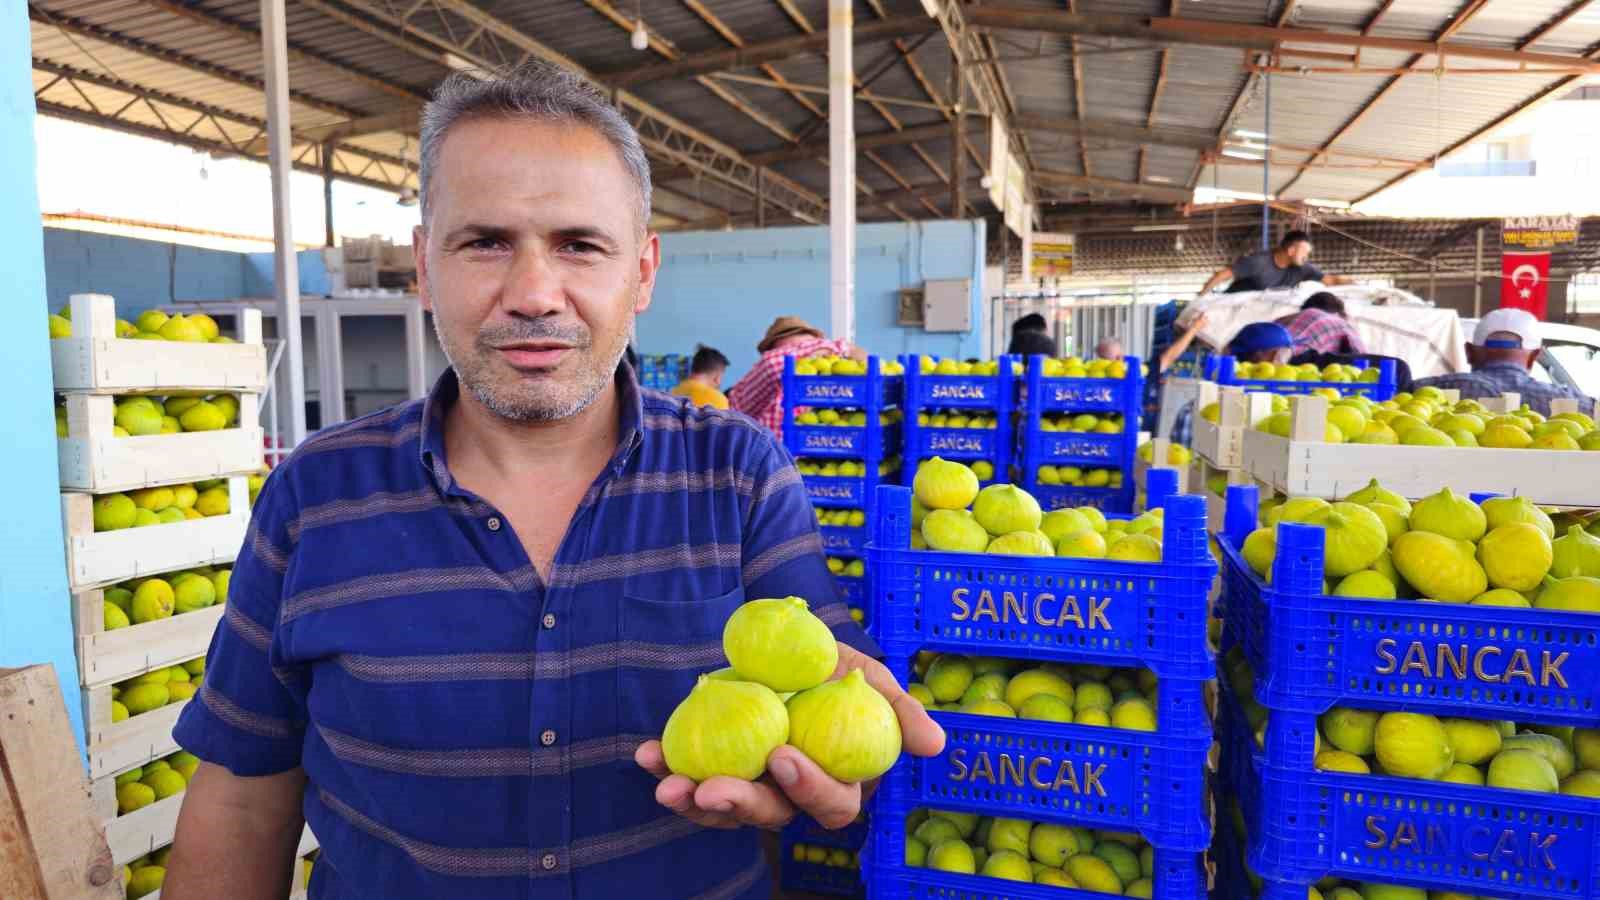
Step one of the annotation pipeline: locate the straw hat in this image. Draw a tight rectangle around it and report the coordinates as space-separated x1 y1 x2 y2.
757 316 824 352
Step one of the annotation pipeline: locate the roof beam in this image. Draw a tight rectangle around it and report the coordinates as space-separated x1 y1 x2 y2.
1033 170 1193 204
1140 0 1180 185
1519 0 1595 49
243 109 416 154
741 122 953 167
603 16 938 87
1067 0 1091 177
1013 114 1218 151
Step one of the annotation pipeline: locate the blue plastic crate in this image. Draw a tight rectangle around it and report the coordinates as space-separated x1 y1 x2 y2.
1017 355 1144 515
788 421 902 460
1026 431 1130 467
820 524 869 556
838 573 866 608
782 856 862 897
1216 485 1600 725
899 355 1018 484
866 473 1215 681
787 814 869 851
1204 356 1398 401
805 464 902 510
1028 483 1128 512
784 355 903 409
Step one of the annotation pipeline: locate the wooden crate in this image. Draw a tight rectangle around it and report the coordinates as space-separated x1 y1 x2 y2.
1135 436 1189 494
1191 385 1273 470
1188 457 1253 535
1241 393 1599 504
58 393 264 492
52 294 267 394
73 589 223 689
61 477 249 592
139 825 318 900
82 684 189 782
100 791 183 867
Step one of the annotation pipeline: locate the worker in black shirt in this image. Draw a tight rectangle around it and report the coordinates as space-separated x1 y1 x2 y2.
1198 230 1353 295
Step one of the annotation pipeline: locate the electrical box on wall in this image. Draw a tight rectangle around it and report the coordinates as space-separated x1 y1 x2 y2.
922 279 971 332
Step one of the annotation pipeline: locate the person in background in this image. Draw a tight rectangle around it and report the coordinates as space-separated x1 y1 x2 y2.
670 344 730 409
1198 230 1354 296
1413 308 1594 416
1094 336 1123 361
727 316 862 437
1168 322 1295 447
1280 292 1365 357
1006 312 1056 356
1009 330 1057 360
1157 310 1209 374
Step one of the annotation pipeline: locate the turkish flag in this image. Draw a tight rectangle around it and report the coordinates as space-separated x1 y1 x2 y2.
1501 251 1551 319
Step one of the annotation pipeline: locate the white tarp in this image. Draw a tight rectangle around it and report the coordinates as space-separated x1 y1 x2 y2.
1181 284 1469 378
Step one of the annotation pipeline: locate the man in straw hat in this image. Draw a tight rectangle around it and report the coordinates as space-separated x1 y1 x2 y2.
728 316 863 437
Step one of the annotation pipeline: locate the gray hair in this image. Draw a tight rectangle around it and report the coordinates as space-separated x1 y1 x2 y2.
419 62 653 232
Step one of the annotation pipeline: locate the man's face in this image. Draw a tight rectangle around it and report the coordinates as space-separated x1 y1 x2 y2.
1284 240 1312 266
416 117 659 422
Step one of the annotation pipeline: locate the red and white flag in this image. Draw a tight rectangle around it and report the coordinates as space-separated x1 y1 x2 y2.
1501 251 1551 319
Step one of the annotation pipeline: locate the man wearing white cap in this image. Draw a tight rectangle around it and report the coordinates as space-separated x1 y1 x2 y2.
1412 308 1594 415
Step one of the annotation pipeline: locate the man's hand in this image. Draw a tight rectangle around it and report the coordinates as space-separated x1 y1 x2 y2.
635 642 943 831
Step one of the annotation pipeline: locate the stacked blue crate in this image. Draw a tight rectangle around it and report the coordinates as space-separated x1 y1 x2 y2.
898 355 1017 490
1205 355 1397 401
780 815 869 897
864 470 1216 900
1017 355 1144 514
1214 484 1600 900
784 355 902 619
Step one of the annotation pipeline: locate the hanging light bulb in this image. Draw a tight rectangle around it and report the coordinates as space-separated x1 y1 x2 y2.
1175 234 1185 252
631 1 649 51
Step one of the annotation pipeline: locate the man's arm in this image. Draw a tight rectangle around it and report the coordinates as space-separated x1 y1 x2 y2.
1324 274 1354 286
163 764 305 900
1197 266 1234 296
1158 312 1209 373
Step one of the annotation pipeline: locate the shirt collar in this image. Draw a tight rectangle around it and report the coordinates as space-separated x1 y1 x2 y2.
418 362 646 497
1476 361 1534 375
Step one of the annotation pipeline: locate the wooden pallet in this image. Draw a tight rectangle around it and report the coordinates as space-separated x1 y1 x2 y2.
1241 392 1598 504
73 589 223 689
58 392 264 492
52 293 267 394
82 684 189 782
61 477 249 592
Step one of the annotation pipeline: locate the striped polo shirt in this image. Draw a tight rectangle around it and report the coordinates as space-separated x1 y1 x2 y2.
175 364 874 899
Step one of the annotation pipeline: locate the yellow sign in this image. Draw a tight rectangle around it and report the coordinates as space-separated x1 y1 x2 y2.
1503 215 1580 250
1029 231 1075 279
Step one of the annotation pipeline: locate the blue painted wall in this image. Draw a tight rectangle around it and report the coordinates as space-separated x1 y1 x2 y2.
640 219 987 380
3 7 82 743
243 249 332 297
43 228 248 317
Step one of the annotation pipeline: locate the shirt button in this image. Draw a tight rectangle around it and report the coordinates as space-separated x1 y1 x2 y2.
542 613 557 629
541 729 557 746
541 853 558 871
487 517 501 532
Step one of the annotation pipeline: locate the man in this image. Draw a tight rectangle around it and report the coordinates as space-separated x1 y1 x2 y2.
1413 307 1594 415
1006 312 1058 356
1199 230 1353 295
726 317 860 437
163 64 940 900
1168 322 1294 446
1095 336 1123 361
1280 292 1365 357
671 344 730 409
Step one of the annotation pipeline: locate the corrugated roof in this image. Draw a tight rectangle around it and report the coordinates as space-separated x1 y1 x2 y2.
26 0 1600 222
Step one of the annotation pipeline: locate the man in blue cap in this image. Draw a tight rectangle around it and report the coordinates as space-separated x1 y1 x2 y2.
1167 322 1294 446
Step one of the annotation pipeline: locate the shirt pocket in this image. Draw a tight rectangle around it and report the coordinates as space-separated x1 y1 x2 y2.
616 585 744 739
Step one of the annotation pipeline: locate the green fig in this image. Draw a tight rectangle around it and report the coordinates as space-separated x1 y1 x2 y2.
1552 524 1600 578
661 676 789 782
1482 495 1556 537
722 597 838 693
784 669 901 782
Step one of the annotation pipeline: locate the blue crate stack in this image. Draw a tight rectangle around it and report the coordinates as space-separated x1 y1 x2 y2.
781 815 870 897
898 355 1017 490
637 353 688 391
1204 355 1398 401
864 470 1217 900
1213 483 1600 900
1017 354 1145 514
783 355 903 620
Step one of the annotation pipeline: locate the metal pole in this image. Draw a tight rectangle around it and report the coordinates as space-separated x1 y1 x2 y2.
1473 225 1484 317
951 47 967 220
322 141 335 248
756 167 766 229
828 0 856 342
261 0 307 445
1261 70 1271 252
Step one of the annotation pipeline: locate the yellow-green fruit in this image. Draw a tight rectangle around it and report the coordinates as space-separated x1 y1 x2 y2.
1472 588 1531 607
1532 430 1581 451
1075 682 1113 714
115 767 144 787
1243 527 1277 577
959 672 1007 706
1355 422 1399 444
960 698 1015 717
1034 867 1077 888
1477 522 1553 591
1409 488 1486 541
1481 423 1534 449
1111 697 1157 731
904 837 928 867
1487 748 1559 793
94 493 138 531
182 657 205 677
1322 707 1380 755
1374 713 1453 779
1481 495 1555 537
1315 750 1371 773
986 531 1053 556
1017 693 1073 722
1005 668 1073 711
130 486 175 512
170 751 200 781
1402 426 1453 447
1107 533 1161 562
660 676 788 782
1577 729 1600 770
1359 885 1424 900
1075 506 1108 533
195 486 229 516
1536 575 1600 613
1094 841 1142 885
1435 413 1486 435
1447 429 1478 447
1439 762 1485 786
987 817 1031 855
907 684 935 708
924 655 973 702
141 768 187 800
130 580 175 624
927 809 978 838
114 402 163 436
188 313 221 341
134 309 169 333
1503 732 1576 779
1125 879 1155 899
1442 718 1502 765
173 576 216 613
212 569 231 603
117 781 157 814
926 839 976 874
127 865 165 899
120 683 171 716
159 314 204 342
1327 405 1368 441
1561 770 1600 797
1300 502 1388 578
1552 524 1600 578
1065 854 1123 894
922 509 990 553
1273 496 1333 527
171 484 199 509
914 457 980 510
1333 570 1396 599
1028 823 1079 866
1056 528 1108 559
1364 503 1410 547
178 400 228 432
1393 531 1486 602
723 597 837 693
980 849 1032 882
914 818 962 847
1040 508 1091 545
103 602 131 630
129 667 172 685
785 669 900 782
972 484 1042 535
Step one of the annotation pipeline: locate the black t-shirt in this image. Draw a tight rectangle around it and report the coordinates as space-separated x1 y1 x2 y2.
1225 250 1325 292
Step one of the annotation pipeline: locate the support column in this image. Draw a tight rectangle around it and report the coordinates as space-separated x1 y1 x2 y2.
951 48 967 219
828 0 855 342
323 141 335 248
262 0 307 446
1474 225 1485 317
756 168 766 229
0 0 80 744
1261 71 1271 251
